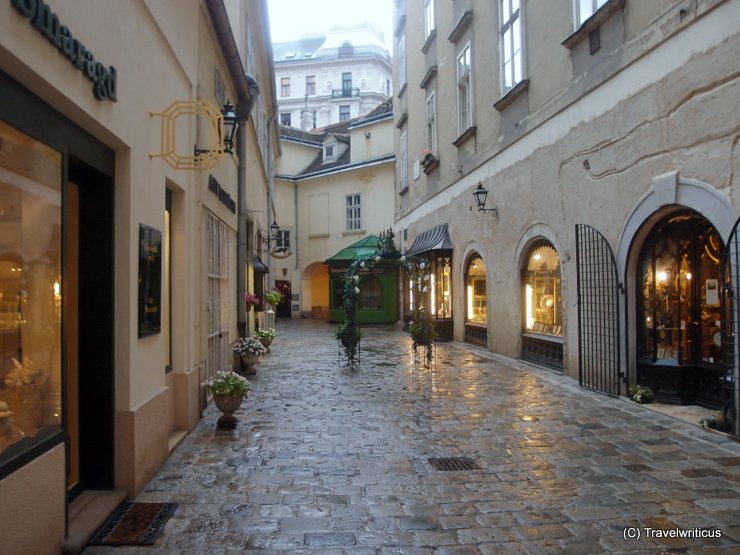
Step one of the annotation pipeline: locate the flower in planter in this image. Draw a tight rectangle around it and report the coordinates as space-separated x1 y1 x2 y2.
245 291 260 310
264 289 283 306
254 327 276 341
421 149 435 162
201 370 251 396
233 337 268 357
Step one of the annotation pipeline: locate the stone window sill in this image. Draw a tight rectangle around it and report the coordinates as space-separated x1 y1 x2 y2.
493 79 529 112
562 0 625 50
421 29 436 54
448 10 473 43
453 125 476 148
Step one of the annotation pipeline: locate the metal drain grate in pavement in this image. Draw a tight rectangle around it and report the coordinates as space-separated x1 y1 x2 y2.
428 457 480 471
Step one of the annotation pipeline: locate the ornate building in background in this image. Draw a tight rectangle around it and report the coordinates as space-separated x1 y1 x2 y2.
273 23 392 130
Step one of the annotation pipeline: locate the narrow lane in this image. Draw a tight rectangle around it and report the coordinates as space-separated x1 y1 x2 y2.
84 320 740 554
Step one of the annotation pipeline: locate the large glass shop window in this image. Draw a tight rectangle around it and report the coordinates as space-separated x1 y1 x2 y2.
466 256 487 324
0 121 62 454
431 255 452 318
523 243 562 336
638 214 721 364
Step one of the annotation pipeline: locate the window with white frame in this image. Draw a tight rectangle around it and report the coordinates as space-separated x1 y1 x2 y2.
339 105 351 121
280 77 290 97
398 34 407 90
426 91 437 154
457 44 473 134
280 112 291 126
500 0 524 94
424 0 435 39
576 0 607 27
400 130 408 190
345 193 362 231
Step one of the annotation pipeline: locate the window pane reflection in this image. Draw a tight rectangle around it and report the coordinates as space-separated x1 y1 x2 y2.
0 121 62 454
523 243 562 336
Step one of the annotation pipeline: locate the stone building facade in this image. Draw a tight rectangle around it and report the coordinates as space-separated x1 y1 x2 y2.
273 23 392 130
0 1 277 552
394 0 740 434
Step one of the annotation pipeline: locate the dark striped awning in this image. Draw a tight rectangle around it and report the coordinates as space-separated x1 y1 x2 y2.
405 223 453 256
254 256 269 274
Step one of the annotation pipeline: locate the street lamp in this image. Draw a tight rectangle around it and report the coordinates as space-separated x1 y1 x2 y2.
473 182 498 215
220 101 238 154
263 219 291 259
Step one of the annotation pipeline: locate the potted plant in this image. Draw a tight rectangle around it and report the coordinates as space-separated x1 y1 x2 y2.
254 327 276 350
245 291 260 311
202 370 251 429
334 321 362 367
629 384 654 404
420 148 438 173
233 336 268 375
264 289 283 309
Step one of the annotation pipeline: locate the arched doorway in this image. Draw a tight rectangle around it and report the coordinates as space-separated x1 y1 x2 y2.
464 254 487 346
302 261 330 319
521 241 563 370
635 210 723 407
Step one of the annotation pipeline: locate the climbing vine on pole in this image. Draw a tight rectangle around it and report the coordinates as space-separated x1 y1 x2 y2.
337 229 436 367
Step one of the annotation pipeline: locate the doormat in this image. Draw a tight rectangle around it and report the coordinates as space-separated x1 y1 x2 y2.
89 501 178 546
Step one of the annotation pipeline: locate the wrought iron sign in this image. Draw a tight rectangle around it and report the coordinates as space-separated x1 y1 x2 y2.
11 0 118 101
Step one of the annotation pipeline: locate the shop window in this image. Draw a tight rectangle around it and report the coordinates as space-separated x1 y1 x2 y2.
432 256 452 319
359 277 382 310
638 213 721 365
523 242 562 336
332 277 344 309
466 256 487 325
0 121 63 456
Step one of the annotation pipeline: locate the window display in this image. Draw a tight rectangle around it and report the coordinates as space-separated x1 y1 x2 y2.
638 214 721 364
523 243 562 336
466 256 487 324
0 121 63 455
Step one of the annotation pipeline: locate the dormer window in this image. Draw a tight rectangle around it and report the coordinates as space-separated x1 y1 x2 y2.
339 42 354 57
324 143 336 162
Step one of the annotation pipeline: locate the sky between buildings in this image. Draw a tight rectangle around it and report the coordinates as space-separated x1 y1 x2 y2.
266 0 394 51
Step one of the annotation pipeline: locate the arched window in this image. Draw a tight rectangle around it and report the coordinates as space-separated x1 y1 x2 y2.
359 276 382 309
339 42 354 57
522 241 562 336
465 256 487 325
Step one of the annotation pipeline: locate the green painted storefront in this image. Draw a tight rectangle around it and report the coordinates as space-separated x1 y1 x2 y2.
326 236 398 324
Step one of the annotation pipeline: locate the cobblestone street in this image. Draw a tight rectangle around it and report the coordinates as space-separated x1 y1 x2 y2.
84 320 740 554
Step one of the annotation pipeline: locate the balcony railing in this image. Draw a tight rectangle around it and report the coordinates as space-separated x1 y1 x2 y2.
331 88 360 98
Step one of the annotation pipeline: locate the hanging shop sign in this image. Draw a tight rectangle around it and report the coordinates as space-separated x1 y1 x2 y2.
11 0 118 101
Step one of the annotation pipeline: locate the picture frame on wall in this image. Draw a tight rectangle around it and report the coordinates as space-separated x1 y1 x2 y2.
138 223 162 338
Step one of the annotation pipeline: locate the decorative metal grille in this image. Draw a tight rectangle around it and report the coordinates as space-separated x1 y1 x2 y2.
721 217 740 436
576 224 621 396
428 457 480 471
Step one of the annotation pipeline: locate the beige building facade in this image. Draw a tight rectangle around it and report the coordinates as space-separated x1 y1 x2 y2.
394 0 740 434
275 101 396 320
0 0 277 553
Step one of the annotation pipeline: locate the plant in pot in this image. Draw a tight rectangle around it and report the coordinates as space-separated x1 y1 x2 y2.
233 336 268 375
264 289 283 309
629 384 654 404
202 370 251 429
254 327 276 350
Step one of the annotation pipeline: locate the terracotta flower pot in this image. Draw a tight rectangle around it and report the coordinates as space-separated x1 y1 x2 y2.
213 392 244 429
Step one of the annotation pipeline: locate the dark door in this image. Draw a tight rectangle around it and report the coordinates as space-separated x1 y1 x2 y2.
720 217 740 436
275 280 292 318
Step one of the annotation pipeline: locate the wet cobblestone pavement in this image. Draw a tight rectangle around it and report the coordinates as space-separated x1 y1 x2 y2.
84 320 740 554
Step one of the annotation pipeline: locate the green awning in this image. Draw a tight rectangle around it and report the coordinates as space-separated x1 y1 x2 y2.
325 235 379 264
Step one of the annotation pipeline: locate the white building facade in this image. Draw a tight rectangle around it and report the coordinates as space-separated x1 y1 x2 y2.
273 23 392 131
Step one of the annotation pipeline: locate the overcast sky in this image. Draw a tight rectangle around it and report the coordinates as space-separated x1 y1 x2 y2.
266 0 394 50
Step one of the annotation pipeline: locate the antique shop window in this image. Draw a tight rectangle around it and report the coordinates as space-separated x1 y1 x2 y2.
0 121 63 455
466 256 487 325
523 242 562 336
431 255 452 319
359 276 382 310
638 213 722 365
